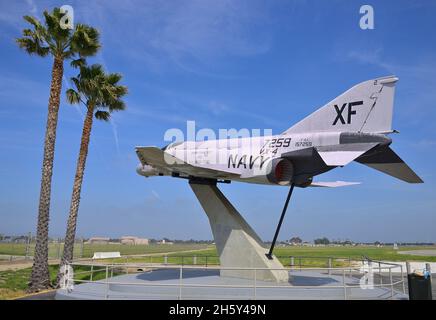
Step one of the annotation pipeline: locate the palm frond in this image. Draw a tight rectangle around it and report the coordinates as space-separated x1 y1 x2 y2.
23 15 42 29
16 15 51 57
94 110 110 121
108 99 126 112
43 8 70 46
70 58 86 69
105 73 122 85
66 88 81 105
68 63 127 119
17 8 101 61
15 37 50 57
69 24 101 58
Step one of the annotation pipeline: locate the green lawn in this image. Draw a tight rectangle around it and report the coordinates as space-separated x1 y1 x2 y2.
0 243 211 259
272 245 436 262
103 245 436 267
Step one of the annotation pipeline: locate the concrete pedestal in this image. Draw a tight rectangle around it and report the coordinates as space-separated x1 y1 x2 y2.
190 181 289 282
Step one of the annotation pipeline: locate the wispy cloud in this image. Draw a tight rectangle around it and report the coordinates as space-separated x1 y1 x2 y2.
0 0 41 32
128 82 284 128
347 48 436 78
76 0 272 75
25 0 37 15
347 48 393 72
126 105 191 125
151 190 160 200
346 47 436 130
0 73 48 108
109 117 120 154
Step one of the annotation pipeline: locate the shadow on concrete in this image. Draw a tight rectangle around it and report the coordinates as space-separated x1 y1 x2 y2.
290 275 340 286
136 268 220 281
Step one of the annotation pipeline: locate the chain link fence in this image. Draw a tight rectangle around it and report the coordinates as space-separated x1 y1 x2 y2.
0 234 85 262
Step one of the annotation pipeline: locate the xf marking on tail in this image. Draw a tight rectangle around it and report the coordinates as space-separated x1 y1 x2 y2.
332 101 363 125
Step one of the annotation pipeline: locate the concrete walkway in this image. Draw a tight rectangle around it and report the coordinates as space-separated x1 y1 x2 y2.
56 268 408 300
398 250 436 257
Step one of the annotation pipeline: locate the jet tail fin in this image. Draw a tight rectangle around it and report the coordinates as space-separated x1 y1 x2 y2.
356 147 423 183
283 76 398 134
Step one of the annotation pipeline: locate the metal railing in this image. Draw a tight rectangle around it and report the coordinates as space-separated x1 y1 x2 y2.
65 258 406 300
78 254 370 267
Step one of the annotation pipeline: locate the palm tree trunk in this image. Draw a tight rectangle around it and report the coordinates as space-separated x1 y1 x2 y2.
29 56 64 292
57 106 94 285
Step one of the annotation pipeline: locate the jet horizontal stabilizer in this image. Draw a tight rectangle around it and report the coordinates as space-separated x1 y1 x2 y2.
356 146 423 183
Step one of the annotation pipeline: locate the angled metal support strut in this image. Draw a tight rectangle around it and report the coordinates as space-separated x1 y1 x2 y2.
266 183 295 260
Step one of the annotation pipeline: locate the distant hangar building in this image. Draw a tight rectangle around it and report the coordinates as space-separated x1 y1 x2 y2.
121 236 149 245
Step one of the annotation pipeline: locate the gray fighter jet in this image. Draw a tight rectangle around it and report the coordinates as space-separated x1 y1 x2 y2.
136 76 423 187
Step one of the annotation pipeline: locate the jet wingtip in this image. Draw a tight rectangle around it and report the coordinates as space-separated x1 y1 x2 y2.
309 181 361 188
411 177 424 184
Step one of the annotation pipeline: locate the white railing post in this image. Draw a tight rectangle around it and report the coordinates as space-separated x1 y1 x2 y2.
254 268 257 300
328 258 332 275
179 266 183 300
389 268 394 299
379 262 382 286
400 265 406 294
343 269 347 300
105 265 109 299
90 264 94 282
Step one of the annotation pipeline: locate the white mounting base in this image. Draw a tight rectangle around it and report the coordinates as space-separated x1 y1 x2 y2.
190 182 289 283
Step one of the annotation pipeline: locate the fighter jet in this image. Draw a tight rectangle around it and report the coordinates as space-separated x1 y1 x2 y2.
136 76 423 187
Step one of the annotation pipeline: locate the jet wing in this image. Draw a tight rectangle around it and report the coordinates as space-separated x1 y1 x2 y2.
135 146 241 179
315 143 379 166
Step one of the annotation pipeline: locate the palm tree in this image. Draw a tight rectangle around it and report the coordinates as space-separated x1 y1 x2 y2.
16 8 100 292
57 64 127 284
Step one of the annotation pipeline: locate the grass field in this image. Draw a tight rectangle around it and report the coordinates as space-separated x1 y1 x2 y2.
104 245 436 266
0 242 211 259
2 242 435 262
272 245 436 262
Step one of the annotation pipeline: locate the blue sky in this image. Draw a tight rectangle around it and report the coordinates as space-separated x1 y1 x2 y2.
0 0 435 242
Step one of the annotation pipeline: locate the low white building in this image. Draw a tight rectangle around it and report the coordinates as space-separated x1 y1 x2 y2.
158 239 173 245
87 237 110 245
